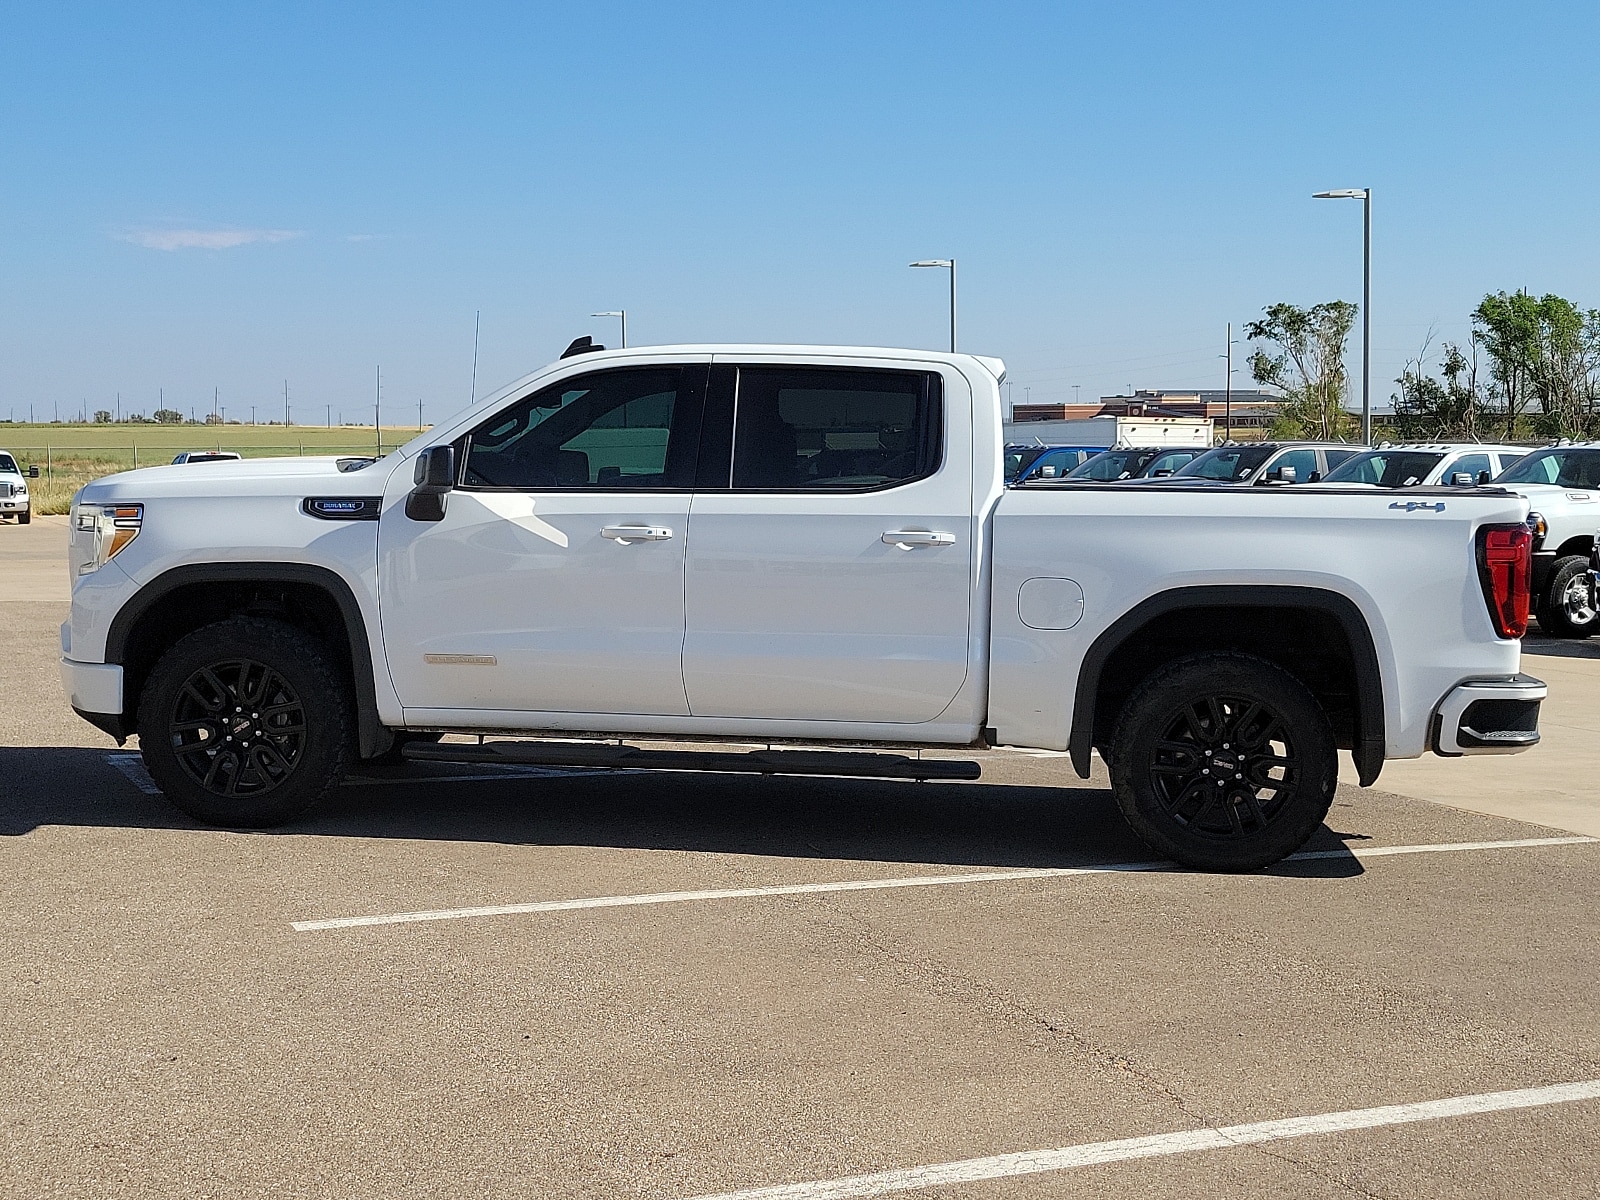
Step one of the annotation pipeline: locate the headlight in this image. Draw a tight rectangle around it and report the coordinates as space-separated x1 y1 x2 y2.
71 502 143 575
1526 511 1547 544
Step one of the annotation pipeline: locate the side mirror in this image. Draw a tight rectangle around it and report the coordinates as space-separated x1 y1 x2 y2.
1151 468 1173 477
1308 471 1322 483
406 445 455 521
1478 470 1492 485
1276 466 1297 484
1451 472 1475 486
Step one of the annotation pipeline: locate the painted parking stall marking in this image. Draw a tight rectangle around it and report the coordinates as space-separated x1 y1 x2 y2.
290 836 1596 932
679 1079 1600 1200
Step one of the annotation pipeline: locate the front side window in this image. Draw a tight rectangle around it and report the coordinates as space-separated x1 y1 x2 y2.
1271 449 1319 481
729 367 939 490
1497 448 1600 489
462 367 691 490
1449 453 1492 482
0 453 18 475
1143 449 1201 476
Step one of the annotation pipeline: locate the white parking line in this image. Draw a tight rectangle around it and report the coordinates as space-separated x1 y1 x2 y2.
678 1079 1600 1200
289 835 1596 932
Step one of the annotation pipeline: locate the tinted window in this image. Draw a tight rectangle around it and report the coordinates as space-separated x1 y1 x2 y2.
1004 445 1047 483
1450 453 1492 483
1029 449 1089 479
1323 448 1358 469
1494 452 1526 474
1271 449 1318 482
1177 445 1274 481
1497 449 1600 489
1324 450 1443 487
730 367 939 490
463 367 690 489
0 453 17 474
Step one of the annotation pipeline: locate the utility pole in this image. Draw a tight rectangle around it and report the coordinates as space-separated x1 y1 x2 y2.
284 380 291 427
251 405 256 426
213 387 219 423
326 404 331 429
1225 323 1234 441
417 398 424 430
375 365 382 455
116 393 121 422
469 310 480 404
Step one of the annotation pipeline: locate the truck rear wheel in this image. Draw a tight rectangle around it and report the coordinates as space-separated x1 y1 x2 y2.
1537 556 1598 639
1109 652 1337 871
137 616 353 827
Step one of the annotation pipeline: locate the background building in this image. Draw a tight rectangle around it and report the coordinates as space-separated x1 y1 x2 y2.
1013 389 1286 430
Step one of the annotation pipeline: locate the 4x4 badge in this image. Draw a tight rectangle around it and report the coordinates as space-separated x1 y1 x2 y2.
1389 501 1447 512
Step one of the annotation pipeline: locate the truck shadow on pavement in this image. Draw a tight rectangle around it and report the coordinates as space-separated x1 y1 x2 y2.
0 745 1366 877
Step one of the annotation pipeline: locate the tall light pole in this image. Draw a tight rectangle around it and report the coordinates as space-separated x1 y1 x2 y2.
592 310 626 348
1220 323 1238 442
909 259 956 352
1313 187 1371 444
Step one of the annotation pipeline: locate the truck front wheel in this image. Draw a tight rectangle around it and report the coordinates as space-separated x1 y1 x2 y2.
1109 652 1337 871
1537 556 1598 639
137 616 354 827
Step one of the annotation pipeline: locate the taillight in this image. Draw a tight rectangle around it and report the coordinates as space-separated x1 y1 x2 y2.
1477 523 1532 639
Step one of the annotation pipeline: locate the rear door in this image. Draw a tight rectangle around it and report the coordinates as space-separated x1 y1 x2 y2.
681 357 974 723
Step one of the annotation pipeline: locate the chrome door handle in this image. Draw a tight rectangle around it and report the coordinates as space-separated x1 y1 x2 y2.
601 525 674 542
882 529 956 548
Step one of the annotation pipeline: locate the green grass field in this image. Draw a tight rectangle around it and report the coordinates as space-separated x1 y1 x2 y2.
0 423 427 514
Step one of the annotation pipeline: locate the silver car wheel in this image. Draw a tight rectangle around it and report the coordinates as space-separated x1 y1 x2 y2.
1561 573 1597 626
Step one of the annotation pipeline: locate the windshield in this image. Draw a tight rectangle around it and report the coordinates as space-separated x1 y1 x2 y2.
1065 449 1156 481
0 453 17 475
1322 450 1444 487
1004 446 1048 483
1496 448 1600 489
1175 445 1275 481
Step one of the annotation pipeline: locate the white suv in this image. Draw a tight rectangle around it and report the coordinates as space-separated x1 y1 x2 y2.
0 450 30 524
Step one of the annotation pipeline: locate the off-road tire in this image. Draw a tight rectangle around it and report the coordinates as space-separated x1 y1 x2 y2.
18 508 29 524
1537 555 1598 639
137 616 354 827
1109 651 1337 871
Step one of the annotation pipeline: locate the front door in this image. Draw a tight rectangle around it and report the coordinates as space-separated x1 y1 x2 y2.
682 360 974 724
379 362 706 717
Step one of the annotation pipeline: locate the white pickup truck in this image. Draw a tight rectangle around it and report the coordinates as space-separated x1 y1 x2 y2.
1493 443 1600 638
61 344 1547 870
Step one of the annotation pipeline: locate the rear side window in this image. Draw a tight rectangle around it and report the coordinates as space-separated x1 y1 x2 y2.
728 366 940 490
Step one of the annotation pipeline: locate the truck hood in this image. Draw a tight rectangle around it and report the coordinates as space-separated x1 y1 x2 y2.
76 455 396 503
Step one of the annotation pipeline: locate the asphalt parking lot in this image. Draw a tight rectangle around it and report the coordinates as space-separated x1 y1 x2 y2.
4 516 1600 1198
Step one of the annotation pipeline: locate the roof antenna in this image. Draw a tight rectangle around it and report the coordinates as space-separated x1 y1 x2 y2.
561 336 606 359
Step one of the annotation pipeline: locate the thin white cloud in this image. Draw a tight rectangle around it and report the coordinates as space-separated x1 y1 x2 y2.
120 227 305 251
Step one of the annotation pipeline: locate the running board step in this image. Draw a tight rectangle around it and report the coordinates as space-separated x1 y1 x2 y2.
401 740 981 781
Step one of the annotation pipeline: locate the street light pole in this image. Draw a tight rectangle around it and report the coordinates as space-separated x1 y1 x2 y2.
1313 187 1372 444
592 311 626 349
909 259 956 352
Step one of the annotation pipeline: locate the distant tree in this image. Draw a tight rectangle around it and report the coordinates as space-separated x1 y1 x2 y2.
203 412 223 425
93 410 112 423
1473 290 1600 439
1391 334 1489 441
153 408 182 424
1246 301 1360 441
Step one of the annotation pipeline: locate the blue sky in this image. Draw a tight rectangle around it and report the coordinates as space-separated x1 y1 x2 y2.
3 1 1597 426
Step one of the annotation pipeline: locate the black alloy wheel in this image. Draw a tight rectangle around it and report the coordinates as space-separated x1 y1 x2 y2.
1110 651 1337 871
1147 695 1299 839
167 657 307 798
138 616 353 827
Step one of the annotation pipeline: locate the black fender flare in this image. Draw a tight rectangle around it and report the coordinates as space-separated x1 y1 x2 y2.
105 562 390 758
1068 585 1386 786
